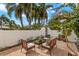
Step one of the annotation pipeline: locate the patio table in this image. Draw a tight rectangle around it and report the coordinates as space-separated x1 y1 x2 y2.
34 38 46 52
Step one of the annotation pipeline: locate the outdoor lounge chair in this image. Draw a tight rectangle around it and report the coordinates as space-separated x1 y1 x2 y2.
20 39 35 55
42 38 57 56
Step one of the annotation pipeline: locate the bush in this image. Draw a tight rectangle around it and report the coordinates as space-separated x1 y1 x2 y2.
30 23 43 30
48 19 61 30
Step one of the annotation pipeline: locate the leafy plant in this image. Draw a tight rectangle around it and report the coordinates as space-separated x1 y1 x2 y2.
48 18 61 30
30 23 43 30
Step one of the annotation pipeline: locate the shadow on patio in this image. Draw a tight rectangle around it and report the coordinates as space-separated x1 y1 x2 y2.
0 46 68 56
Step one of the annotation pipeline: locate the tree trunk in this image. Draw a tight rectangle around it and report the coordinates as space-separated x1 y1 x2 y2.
20 19 24 30
34 12 37 24
29 18 31 28
45 27 48 37
38 19 40 24
34 18 36 24
0 19 2 30
29 3 32 29
45 18 48 37
46 19 48 24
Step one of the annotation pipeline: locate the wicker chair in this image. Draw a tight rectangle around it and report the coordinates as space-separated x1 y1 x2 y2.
42 38 57 56
20 39 35 55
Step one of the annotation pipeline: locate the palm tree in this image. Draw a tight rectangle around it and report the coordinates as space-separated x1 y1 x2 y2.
34 3 53 36
9 20 17 30
6 3 40 29
37 3 48 24
6 3 24 29
0 15 10 30
29 3 32 28
21 3 38 29
32 4 38 24
6 3 53 30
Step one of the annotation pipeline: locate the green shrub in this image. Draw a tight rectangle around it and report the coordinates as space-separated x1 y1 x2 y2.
30 23 43 30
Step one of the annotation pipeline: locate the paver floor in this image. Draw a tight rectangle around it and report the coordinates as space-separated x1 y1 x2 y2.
0 40 78 56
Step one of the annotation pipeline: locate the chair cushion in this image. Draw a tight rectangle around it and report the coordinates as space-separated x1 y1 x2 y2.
27 43 35 48
42 43 50 49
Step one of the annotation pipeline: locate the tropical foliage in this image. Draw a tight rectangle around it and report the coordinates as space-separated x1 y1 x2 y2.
47 4 79 55
30 23 43 30
48 17 61 30
48 3 79 38
6 3 52 29
0 15 20 30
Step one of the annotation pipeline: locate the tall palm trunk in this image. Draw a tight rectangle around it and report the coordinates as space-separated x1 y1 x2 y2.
1 25 2 30
45 26 48 37
0 19 2 30
34 18 37 24
45 18 48 24
45 19 48 37
29 18 32 28
29 3 32 29
38 18 40 24
34 13 37 24
20 19 24 29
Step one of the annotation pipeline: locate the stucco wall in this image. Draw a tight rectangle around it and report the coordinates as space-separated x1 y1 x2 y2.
0 28 45 48
0 28 78 49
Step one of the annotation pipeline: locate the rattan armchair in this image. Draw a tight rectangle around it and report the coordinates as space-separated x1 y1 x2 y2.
20 39 35 55
42 38 57 56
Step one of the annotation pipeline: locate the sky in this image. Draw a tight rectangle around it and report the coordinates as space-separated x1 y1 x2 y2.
0 3 72 26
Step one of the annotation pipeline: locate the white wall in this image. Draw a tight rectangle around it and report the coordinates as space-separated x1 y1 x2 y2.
67 31 78 43
48 28 59 38
0 28 45 48
0 28 78 49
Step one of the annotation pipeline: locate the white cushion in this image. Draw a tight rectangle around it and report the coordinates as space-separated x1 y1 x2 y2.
27 43 34 48
43 37 49 40
42 43 50 48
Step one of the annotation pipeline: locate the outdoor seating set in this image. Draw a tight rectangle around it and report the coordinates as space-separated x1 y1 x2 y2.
20 35 66 56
